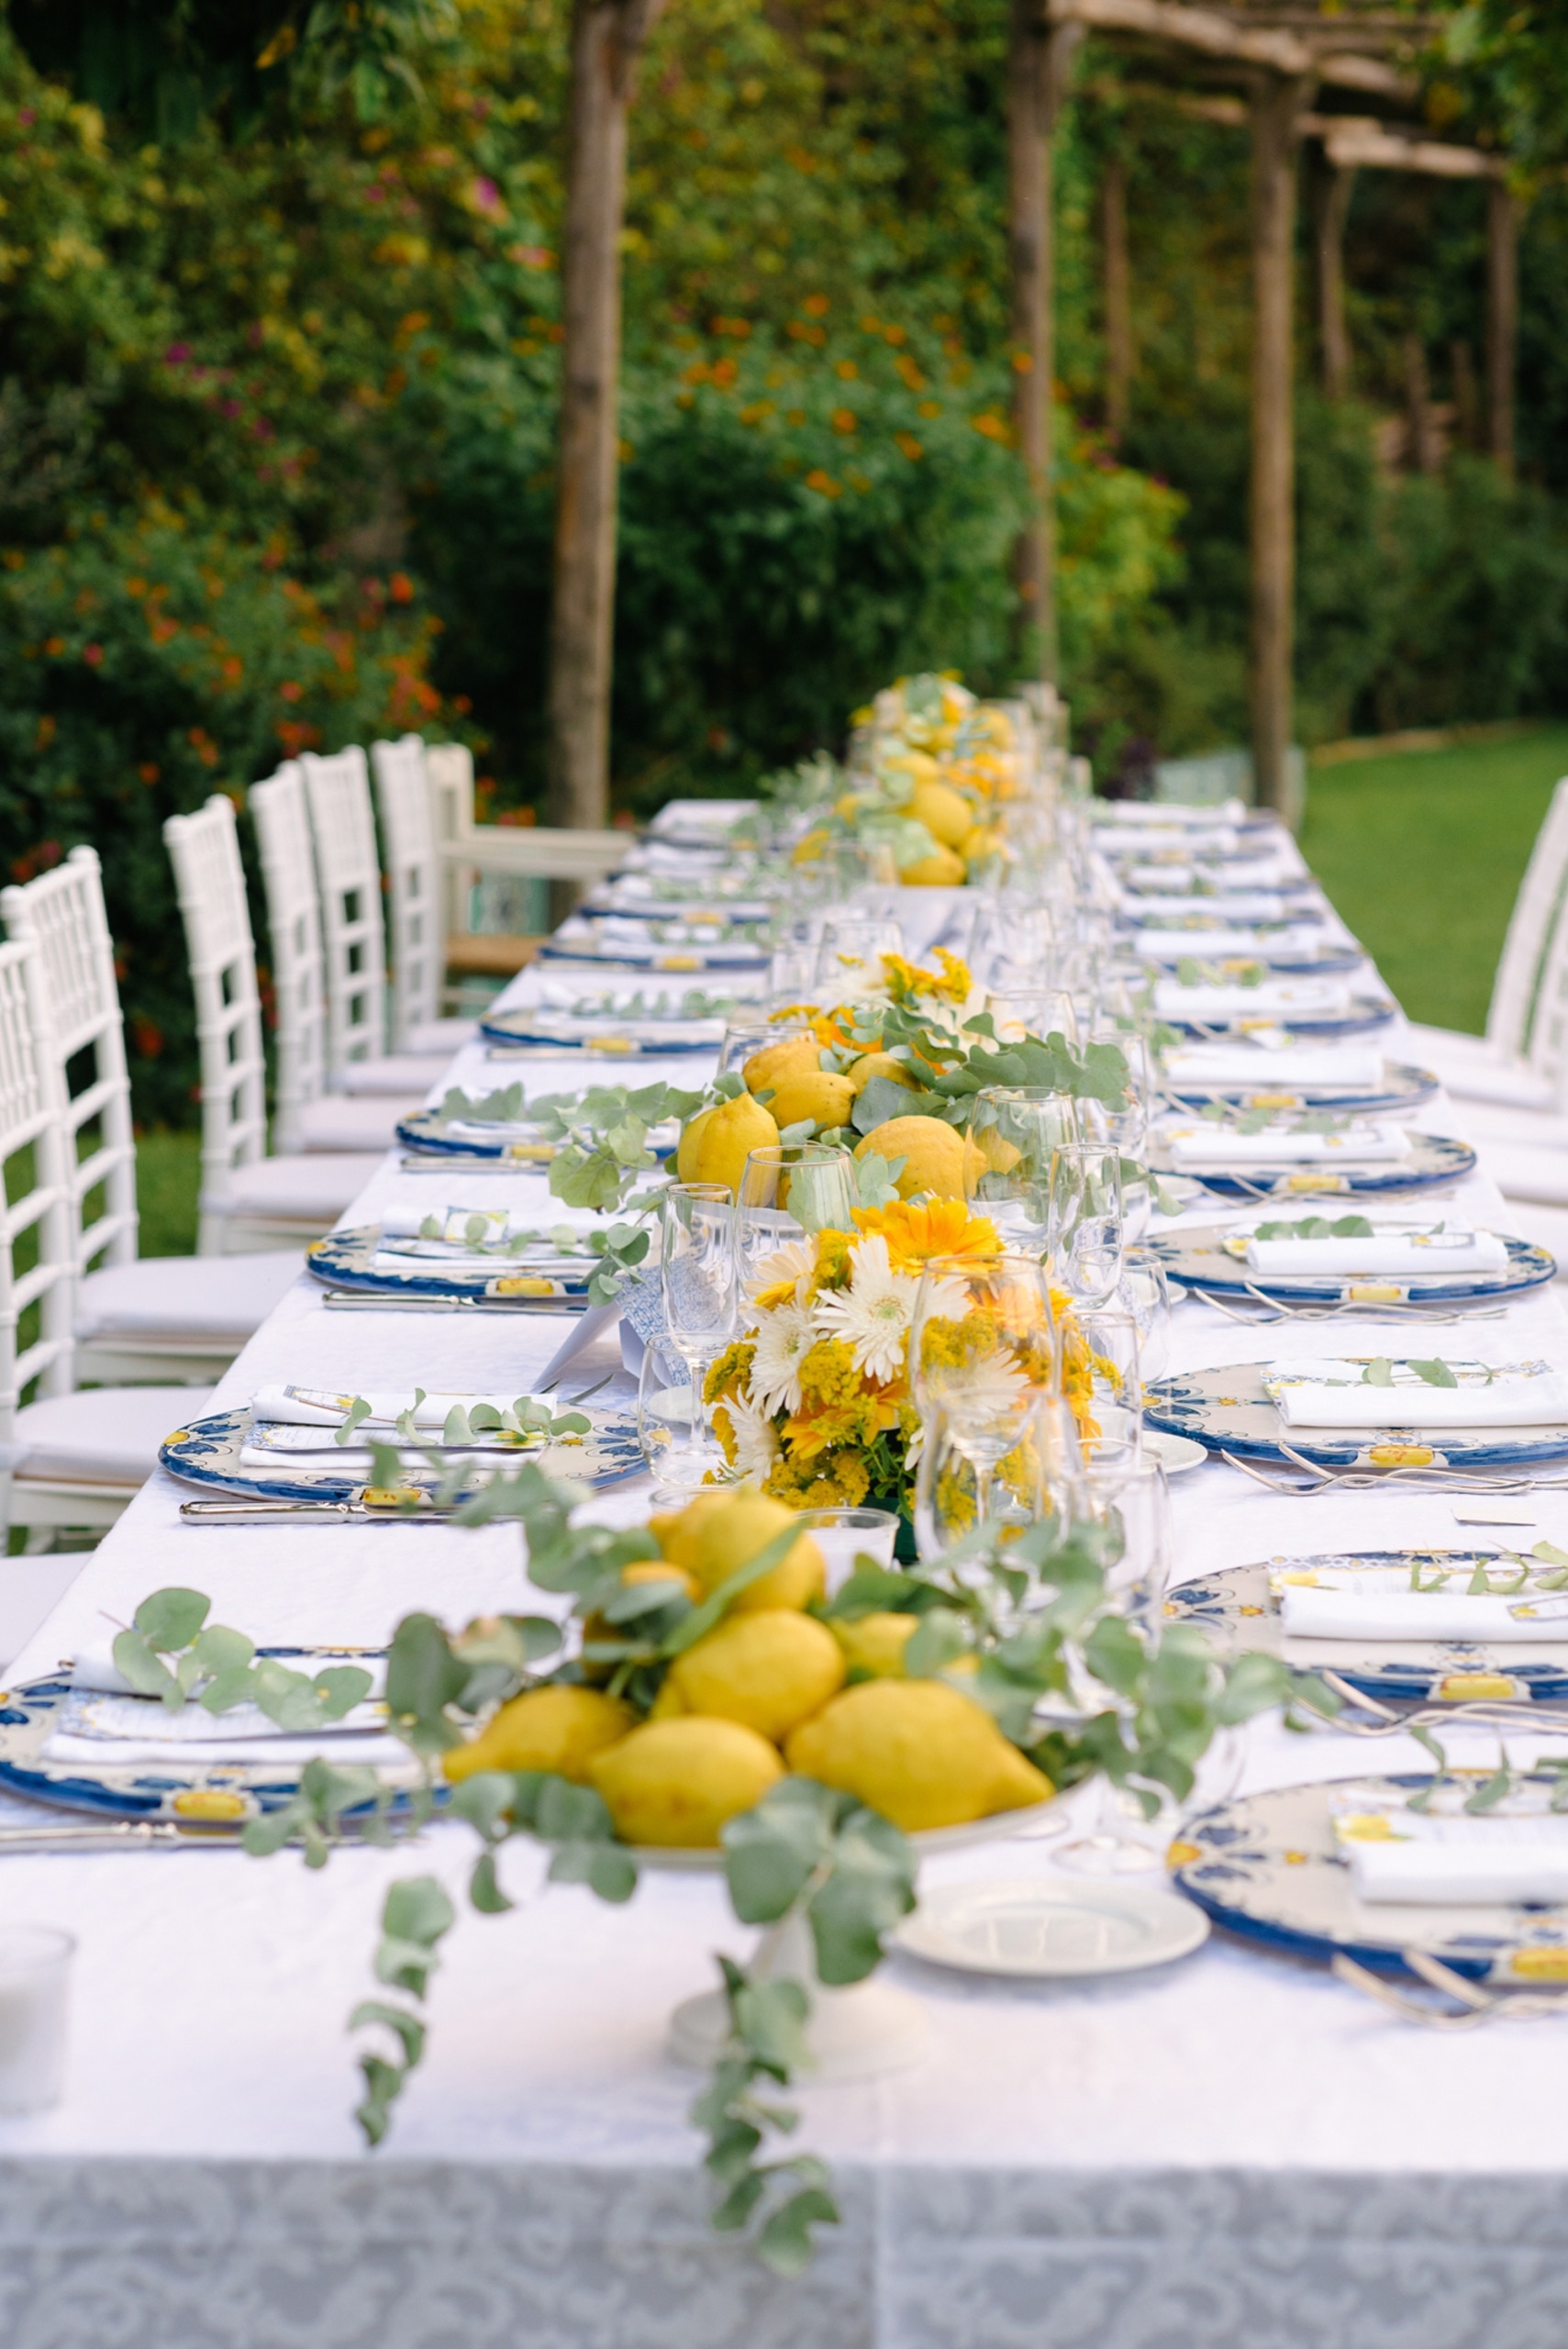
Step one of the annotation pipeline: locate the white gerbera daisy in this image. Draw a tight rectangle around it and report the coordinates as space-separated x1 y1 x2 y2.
811 1232 921 1383
725 1390 781 1484
742 1237 815 1315
748 1297 817 1414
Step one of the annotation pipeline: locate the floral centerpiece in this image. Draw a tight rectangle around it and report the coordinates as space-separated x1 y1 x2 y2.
786 671 1033 888
705 1197 1096 1520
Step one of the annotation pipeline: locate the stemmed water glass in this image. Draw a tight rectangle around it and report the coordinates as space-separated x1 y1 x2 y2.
814 916 905 996
965 1085 1080 1255
717 1015 816 1084
908 1253 1056 1529
1067 1302 1143 1461
659 1184 739 1487
1047 1141 1126 1303
735 1143 857 1308
989 985 1078 1046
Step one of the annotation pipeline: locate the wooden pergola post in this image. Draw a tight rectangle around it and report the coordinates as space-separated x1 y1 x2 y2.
1486 179 1518 484
1008 1 1081 685
1249 70 1309 822
1313 157 1354 400
546 0 668 831
1102 150 1132 436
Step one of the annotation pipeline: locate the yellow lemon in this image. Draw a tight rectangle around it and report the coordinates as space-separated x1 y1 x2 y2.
579 1561 700 1678
743 1035 823 1097
962 825 1000 863
884 749 943 788
689 1488 827 1612
589 1717 784 1847
764 1070 856 1132
785 1679 1052 1831
675 1092 780 1198
664 1609 845 1741
908 779 975 852
854 1114 984 1200
897 844 966 887
442 1686 633 1786
846 1051 919 1097
831 1611 917 1678
791 827 829 866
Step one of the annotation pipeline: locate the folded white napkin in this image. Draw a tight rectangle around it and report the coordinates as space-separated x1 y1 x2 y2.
1098 825 1241 857
495 1017 725 1050
68 1640 385 1698
1162 1044 1386 1087
1282 1584 1568 1642
1125 859 1303 892
1166 1123 1409 1170
1131 927 1331 961
1345 1817 1568 1907
1093 798 1247 828
1244 1227 1507 1276
1267 1360 1568 1430
649 797 758 835
1154 978 1355 1020
59 1688 386 1743
1120 893 1302 924
41 1728 400 1769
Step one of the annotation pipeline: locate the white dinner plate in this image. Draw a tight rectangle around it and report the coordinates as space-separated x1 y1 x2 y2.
1143 1430 1207 1476
894 1876 1209 1978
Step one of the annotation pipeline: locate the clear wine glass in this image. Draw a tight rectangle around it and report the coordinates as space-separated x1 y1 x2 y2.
908 1253 1057 1527
965 1085 1081 1254
1066 1303 1143 1462
717 1015 816 1083
736 1143 856 1308
814 916 906 996
659 1184 739 1486
990 985 1078 1046
1047 1140 1126 1303
1118 1247 1172 1385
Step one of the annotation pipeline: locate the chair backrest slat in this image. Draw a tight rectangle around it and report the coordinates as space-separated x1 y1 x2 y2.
1490 775 1568 1057
250 763 326 1154
0 940 74 1430
1 846 139 1279
425 740 477 941
300 747 387 1077
372 733 440 1047
163 797 268 1251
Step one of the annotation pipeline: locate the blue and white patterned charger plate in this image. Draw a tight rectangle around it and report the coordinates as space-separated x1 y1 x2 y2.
1148 1224 1550 1304
478 1011 722 1054
1170 1775 1568 1982
307 1225 595 1307
1162 1060 1439 1114
0 1670 420 1824
1161 990 1396 1039
1146 1130 1474 1200
1143 1359 1568 1471
159 1402 643 1504
395 1109 677 1163
1166 1552 1568 1704
535 938 768 972
1130 936 1364 975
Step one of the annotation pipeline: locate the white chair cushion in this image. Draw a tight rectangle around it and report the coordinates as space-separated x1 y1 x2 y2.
339 1055 452 1097
1484 1140 1568 1208
9 1386 215 1486
1448 1101 1568 1154
406 1017 477 1055
1402 1025 1556 1110
75 1252 301 1343
297 1095 423 1152
206 1155 382 1221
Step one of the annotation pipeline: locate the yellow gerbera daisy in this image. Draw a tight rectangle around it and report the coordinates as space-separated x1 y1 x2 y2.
851 1197 1001 1272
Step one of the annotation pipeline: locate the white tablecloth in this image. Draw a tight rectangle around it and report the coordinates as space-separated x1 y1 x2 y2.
6 954 1568 2348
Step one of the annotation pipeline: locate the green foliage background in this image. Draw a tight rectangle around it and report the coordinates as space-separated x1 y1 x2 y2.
2 0 1568 1113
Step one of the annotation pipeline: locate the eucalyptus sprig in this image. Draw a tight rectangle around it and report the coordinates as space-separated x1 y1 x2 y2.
109 1587 374 1730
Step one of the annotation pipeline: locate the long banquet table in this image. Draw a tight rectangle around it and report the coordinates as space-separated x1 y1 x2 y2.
5 885 1568 2349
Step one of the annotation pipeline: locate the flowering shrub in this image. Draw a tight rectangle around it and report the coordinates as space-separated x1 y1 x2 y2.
0 510 447 1124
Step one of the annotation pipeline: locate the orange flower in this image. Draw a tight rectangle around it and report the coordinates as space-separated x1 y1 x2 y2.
851 1198 1000 1272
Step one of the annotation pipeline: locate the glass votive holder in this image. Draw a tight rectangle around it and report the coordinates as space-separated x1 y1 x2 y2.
792 1507 899 1595
0 1924 74 2113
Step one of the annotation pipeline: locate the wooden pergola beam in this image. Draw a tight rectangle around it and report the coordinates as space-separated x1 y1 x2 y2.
1320 119 1503 178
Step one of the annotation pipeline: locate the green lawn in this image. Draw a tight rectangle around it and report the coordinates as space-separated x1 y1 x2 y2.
1301 727 1568 1034
135 1129 203 1257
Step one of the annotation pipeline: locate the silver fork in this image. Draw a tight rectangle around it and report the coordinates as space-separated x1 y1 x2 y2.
1334 1949 1568 2027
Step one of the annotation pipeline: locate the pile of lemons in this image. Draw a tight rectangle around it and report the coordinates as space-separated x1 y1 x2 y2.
444 1488 1052 1849
675 1030 984 1201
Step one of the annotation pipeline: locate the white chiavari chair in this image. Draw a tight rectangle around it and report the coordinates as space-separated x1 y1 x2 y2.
370 733 474 1054
1405 775 1568 1110
0 938 209 1548
164 797 384 1253
250 766 424 1152
2 850 299 1382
